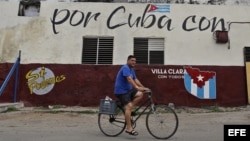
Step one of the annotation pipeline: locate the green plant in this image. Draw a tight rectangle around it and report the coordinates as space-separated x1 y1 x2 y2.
202 104 224 112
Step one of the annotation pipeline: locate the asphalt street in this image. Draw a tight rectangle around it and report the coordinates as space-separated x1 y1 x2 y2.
0 107 250 141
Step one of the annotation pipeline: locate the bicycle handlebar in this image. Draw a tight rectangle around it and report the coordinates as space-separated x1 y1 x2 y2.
143 89 152 94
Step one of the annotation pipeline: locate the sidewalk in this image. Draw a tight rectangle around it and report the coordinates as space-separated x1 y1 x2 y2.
0 102 99 113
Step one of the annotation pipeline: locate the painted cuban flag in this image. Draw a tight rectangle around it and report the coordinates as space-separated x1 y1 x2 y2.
147 4 170 13
184 67 216 99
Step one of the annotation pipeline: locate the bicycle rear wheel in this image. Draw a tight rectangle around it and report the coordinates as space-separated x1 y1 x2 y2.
146 104 179 139
98 105 126 137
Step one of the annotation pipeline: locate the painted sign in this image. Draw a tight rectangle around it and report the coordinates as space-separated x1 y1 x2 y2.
151 68 185 79
51 4 226 34
26 67 66 95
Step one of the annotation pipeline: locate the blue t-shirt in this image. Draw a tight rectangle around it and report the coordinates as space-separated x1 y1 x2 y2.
114 64 137 95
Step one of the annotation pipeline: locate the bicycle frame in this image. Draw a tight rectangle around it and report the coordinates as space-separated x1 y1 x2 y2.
130 92 154 127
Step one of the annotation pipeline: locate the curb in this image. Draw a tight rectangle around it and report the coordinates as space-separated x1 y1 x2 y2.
0 102 24 112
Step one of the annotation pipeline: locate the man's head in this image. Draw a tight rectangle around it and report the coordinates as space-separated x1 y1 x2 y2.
127 55 136 68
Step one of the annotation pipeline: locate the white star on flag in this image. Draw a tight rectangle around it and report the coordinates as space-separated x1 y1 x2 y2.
197 74 204 81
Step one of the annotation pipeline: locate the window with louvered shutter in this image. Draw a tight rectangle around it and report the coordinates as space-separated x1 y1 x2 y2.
244 47 250 62
134 38 164 65
82 37 113 64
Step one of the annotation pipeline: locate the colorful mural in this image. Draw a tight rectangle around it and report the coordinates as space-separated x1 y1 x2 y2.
184 67 216 99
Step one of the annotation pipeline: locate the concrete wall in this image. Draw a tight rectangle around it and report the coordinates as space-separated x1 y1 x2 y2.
0 2 249 107
1 2 250 65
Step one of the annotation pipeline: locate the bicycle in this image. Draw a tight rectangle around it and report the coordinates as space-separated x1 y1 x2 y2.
98 89 179 140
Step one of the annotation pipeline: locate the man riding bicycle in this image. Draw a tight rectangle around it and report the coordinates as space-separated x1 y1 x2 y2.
114 55 149 136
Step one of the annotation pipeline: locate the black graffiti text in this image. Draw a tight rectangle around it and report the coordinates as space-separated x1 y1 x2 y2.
51 9 101 34
182 15 226 32
50 5 226 34
107 4 173 30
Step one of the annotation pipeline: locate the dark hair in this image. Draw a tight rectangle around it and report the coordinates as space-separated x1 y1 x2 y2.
127 55 136 60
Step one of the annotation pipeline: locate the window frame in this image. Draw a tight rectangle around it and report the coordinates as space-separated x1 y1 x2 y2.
82 37 114 65
134 38 164 65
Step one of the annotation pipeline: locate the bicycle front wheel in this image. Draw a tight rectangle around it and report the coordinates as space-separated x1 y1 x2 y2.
98 105 126 137
146 105 179 139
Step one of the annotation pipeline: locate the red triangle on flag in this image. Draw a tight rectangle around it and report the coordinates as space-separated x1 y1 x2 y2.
185 67 215 88
148 4 158 12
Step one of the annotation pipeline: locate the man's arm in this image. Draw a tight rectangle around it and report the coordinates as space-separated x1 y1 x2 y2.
134 79 144 88
127 76 138 89
127 76 147 91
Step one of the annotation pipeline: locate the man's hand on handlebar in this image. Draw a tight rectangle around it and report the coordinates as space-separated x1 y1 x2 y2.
136 86 147 91
142 87 151 93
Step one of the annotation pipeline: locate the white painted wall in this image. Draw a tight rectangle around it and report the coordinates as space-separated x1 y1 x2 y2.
0 2 250 66
1 0 250 5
